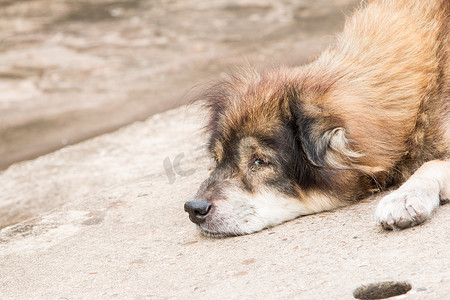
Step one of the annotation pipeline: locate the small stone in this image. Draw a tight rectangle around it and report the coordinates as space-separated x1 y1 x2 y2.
242 258 255 265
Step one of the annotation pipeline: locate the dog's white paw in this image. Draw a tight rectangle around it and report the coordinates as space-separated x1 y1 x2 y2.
375 181 440 230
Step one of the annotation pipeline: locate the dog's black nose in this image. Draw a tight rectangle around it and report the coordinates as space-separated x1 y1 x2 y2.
184 200 212 224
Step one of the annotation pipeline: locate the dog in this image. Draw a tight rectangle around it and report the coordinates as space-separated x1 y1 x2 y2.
184 0 450 238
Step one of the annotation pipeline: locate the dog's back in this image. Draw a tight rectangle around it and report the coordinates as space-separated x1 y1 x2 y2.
303 0 449 183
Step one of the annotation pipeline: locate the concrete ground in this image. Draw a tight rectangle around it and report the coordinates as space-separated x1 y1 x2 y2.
1 106 449 299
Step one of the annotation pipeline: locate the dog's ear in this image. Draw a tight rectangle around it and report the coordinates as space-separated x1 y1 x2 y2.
288 96 361 169
320 127 363 168
302 125 362 169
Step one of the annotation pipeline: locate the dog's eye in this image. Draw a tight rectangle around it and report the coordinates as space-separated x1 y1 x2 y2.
250 158 268 171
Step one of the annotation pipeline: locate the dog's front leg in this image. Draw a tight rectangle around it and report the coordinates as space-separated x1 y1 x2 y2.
375 158 450 230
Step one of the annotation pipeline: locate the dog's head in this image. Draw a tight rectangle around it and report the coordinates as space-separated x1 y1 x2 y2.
185 68 372 237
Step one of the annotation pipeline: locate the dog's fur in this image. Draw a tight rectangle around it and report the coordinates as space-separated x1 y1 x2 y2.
185 0 450 237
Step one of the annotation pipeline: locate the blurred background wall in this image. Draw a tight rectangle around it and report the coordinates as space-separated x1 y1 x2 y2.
0 0 358 170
